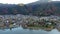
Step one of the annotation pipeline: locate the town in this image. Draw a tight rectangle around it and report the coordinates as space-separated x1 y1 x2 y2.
0 14 60 31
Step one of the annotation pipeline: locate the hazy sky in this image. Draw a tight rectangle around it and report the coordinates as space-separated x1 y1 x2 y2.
53 0 60 1
0 0 38 4
0 0 60 4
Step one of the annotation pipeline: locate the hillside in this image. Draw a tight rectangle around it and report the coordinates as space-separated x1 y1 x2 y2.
0 1 60 16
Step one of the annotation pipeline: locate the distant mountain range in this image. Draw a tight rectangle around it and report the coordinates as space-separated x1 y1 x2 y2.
0 1 60 16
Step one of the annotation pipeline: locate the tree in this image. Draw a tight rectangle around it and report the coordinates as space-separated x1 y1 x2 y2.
12 8 18 14
2 8 8 14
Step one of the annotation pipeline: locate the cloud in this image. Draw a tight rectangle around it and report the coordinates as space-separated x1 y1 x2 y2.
0 0 38 4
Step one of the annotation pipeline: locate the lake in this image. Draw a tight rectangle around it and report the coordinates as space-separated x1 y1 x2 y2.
0 26 60 34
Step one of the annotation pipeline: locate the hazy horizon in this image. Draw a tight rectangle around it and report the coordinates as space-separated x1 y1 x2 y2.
0 0 60 4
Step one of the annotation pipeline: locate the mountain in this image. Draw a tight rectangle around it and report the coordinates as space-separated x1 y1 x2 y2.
0 1 60 16
0 4 28 15
25 1 60 16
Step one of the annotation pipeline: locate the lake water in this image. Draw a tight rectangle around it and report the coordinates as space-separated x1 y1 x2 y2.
0 26 60 34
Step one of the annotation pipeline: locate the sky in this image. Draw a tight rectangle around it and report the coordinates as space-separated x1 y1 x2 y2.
0 0 60 4
0 0 39 4
53 0 60 1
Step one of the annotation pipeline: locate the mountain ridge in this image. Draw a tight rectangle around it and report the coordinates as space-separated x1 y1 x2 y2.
0 1 60 16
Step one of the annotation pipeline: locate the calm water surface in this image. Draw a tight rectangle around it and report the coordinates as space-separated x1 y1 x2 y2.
0 26 60 34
